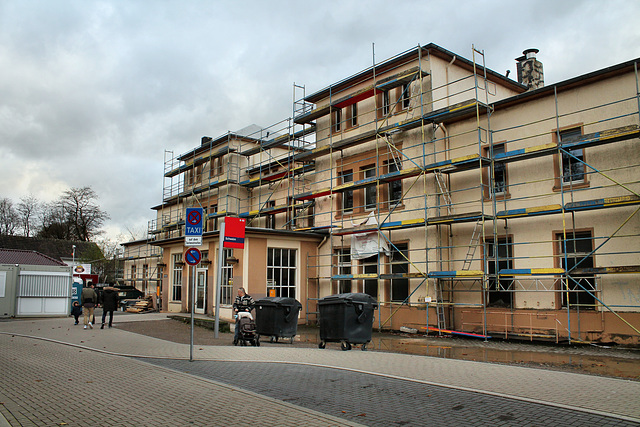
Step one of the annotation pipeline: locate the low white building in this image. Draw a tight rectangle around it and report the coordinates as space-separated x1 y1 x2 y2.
0 249 73 318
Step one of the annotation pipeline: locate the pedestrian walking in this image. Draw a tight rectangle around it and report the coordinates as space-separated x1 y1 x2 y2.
71 301 82 325
81 283 98 329
100 286 120 329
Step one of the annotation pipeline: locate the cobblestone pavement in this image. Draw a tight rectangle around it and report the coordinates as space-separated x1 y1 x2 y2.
1 314 639 426
146 358 638 426
0 334 357 426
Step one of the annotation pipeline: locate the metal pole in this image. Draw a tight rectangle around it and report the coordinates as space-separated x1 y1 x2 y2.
189 264 195 361
214 221 226 339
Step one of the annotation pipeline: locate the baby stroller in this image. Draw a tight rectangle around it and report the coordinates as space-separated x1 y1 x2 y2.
234 312 260 346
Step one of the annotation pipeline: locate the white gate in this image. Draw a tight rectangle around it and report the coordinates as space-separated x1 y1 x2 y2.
17 271 71 316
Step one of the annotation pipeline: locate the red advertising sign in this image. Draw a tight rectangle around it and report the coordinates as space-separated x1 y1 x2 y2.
224 217 246 249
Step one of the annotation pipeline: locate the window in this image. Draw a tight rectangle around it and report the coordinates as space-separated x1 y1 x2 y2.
561 128 585 183
382 90 390 116
482 143 508 199
390 244 409 302
336 249 351 294
220 248 233 305
401 83 411 109
350 103 358 127
486 237 513 308
332 108 342 133
172 253 183 301
340 170 354 213
493 144 507 195
362 255 378 299
210 158 224 177
267 248 297 298
130 265 136 282
554 127 587 189
387 160 402 206
557 231 596 309
336 146 402 216
345 103 358 129
363 165 377 210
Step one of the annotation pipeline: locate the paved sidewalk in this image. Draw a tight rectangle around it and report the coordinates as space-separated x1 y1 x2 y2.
1 314 639 424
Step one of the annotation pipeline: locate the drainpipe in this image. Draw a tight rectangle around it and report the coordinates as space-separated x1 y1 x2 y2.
445 56 457 107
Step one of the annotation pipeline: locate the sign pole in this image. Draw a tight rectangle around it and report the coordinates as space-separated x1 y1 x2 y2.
183 246 201 362
214 221 226 339
189 264 195 362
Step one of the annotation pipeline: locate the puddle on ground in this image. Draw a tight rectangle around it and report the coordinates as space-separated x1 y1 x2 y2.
291 327 640 380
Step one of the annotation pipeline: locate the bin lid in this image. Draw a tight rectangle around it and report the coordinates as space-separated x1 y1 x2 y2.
318 292 378 306
256 297 301 308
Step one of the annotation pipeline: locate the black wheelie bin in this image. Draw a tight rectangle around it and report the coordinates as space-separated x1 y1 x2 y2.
255 297 302 343
318 293 378 351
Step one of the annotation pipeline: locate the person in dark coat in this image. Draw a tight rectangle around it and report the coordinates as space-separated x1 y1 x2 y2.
100 286 120 329
71 301 82 325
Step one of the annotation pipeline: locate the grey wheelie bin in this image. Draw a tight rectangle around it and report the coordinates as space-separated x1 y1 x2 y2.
318 293 378 351
255 297 302 343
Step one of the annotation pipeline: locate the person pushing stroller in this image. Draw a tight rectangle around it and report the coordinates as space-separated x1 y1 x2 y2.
233 287 255 345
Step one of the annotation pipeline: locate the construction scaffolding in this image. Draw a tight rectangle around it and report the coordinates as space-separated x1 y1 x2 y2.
150 43 640 344
117 242 163 297
293 45 640 344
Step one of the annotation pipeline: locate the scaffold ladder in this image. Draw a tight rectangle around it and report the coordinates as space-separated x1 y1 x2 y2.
434 170 453 215
462 220 482 270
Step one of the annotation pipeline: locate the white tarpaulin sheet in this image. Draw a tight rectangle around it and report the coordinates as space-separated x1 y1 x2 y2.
351 212 390 260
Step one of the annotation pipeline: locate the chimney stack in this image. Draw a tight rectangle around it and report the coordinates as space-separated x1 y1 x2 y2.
516 48 544 90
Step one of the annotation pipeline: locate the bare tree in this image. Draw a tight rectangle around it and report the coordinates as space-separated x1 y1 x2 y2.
38 201 72 239
94 236 124 283
17 195 40 237
0 198 19 236
60 187 110 241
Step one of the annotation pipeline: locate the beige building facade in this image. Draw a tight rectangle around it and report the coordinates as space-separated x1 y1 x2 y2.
142 43 639 344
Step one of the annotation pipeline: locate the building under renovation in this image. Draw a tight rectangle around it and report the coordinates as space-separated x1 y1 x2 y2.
144 43 639 344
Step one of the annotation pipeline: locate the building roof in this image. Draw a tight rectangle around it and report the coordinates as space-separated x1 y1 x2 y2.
0 236 101 263
0 248 67 266
491 57 640 110
304 43 527 104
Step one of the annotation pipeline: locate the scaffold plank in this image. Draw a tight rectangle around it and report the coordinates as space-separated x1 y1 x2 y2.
427 212 486 225
499 268 565 276
294 187 332 201
496 204 563 219
572 265 640 274
237 201 313 219
561 124 639 151
239 164 315 188
565 194 640 211
239 124 316 156
165 146 235 177
424 153 488 173
380 218 426 231
428 270 484 278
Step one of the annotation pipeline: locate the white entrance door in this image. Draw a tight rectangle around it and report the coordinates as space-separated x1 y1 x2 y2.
195 268 207 314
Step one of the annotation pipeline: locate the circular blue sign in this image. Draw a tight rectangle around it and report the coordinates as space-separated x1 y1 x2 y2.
184 247 202 266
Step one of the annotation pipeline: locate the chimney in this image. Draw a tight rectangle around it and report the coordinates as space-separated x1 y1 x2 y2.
201 136 212 146
516 48 544 90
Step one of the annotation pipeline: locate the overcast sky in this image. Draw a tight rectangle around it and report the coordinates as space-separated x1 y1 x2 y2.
1 0 639 243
